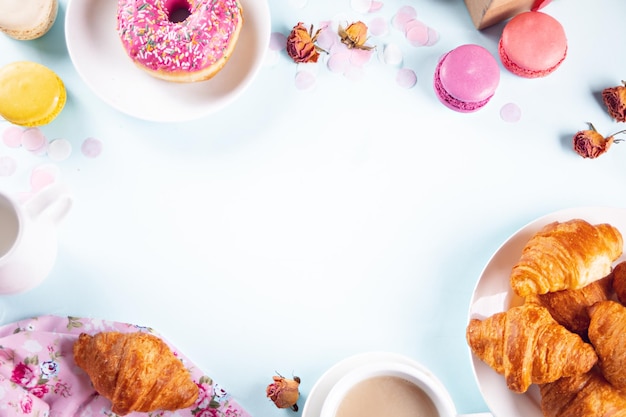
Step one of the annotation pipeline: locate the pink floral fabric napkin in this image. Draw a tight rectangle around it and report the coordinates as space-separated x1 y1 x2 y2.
0 315 251 417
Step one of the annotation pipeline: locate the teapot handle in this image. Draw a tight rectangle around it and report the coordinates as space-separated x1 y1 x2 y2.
24 183 73 225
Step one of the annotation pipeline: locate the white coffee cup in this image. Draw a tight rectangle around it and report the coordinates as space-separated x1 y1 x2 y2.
320 360 475 417
0 184 72 294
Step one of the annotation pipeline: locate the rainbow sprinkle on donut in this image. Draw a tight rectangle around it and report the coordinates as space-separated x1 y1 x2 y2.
116 0 242 74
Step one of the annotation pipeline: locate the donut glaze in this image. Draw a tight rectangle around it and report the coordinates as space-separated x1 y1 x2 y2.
117 0 243 82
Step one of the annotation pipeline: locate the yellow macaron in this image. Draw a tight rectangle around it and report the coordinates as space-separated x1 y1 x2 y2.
0 61 66 127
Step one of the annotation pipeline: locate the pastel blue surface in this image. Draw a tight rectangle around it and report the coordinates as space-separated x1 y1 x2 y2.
1 1 626 416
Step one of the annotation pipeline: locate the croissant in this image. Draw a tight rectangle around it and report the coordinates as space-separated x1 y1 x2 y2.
466 303 597 393
525 273 614 338
612 261 626 304
510 219 623 297
588 300 626 392
73 332 199 416
539 369 626 417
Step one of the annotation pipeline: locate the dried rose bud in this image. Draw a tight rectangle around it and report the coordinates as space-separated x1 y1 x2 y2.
572 123 625 159
602 81 626 122
266 374 301 411
286 22 324 64
338 21 374 50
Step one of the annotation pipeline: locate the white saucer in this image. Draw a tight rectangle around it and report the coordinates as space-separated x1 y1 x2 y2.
302 352 432 417
64 0 270 122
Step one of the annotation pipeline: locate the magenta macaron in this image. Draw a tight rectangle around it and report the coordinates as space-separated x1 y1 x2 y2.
433 44 500 113
499 11 567 78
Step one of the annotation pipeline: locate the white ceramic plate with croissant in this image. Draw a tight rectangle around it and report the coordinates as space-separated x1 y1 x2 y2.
467 206 626 417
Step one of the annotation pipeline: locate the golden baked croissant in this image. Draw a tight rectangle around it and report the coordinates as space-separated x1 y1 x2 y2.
612 260 626 304
525 273 614 338
588 300 626 392
510 219 623 297
539 369 626 417
466 303 597 393
73 332 199 416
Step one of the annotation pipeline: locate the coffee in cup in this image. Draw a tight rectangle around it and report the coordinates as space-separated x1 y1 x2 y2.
335 373 439 417
320 361 456 417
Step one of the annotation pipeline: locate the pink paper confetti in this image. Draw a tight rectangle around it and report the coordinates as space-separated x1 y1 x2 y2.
316 25 336 51
349 48 374 67
500 103 522 123
396 68 417 89
392 5 417 31
269 32 287 51
21 128 47 152
0 156 16 176
369 1 383 12
2 126 22 148
425 27 439 46
81 137 103 158
30 164 59 192
328 41 346 55
328 51 351 74
327 40 373 79
368 16 388 37
405 20 429 47
294 70 316 90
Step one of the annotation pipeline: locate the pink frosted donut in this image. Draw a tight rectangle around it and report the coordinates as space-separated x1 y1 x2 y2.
116 0 243 82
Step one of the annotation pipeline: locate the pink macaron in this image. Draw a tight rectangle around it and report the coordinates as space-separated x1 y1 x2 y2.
499 11 567 78
433 44 500 113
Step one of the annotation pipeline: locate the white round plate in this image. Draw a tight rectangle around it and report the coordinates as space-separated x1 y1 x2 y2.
467 207 626 417
65 0 270 122
302 352 434 417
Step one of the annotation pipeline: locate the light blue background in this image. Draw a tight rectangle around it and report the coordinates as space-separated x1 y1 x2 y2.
1 0 625 416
